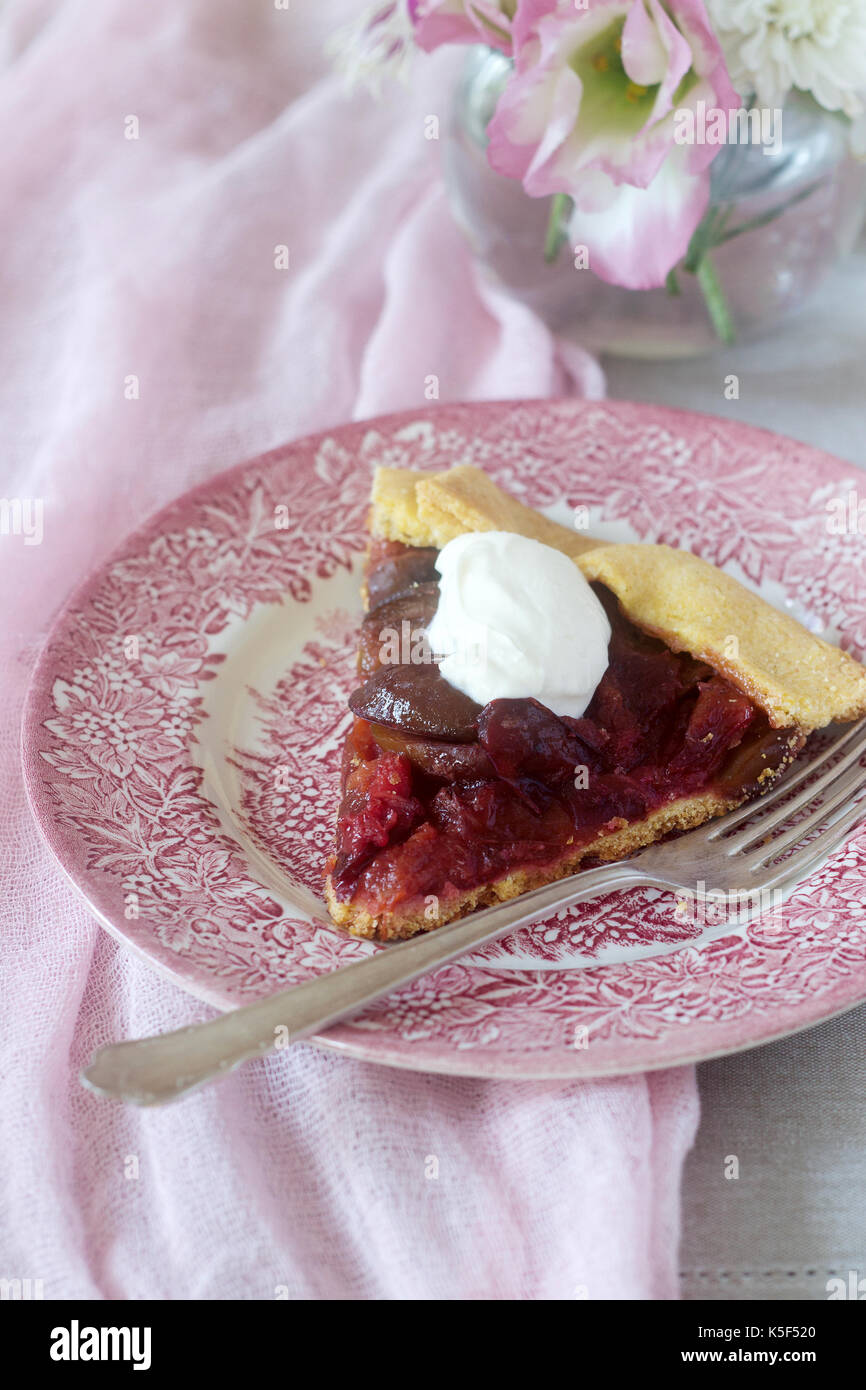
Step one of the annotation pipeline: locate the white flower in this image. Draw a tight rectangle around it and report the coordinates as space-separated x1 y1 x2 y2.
327 2 416 95
707 0 866 115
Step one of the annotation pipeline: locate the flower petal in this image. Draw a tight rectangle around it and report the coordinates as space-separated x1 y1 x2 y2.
411 0 514 53
621 0 669 87
568 156 710 289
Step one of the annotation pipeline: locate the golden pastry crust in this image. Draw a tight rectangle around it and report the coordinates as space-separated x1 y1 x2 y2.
580 544 866 733
369 466 443 547
414 464 606 559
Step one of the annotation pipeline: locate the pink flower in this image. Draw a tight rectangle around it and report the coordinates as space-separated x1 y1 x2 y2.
409 1 515 54
487 0 739 288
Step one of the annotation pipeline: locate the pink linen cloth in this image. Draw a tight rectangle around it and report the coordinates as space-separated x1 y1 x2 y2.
0 0 698 1300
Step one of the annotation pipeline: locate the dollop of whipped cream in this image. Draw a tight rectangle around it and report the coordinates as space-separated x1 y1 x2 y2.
425 531 611 719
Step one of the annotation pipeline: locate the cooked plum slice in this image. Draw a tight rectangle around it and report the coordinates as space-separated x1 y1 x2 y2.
478 698 604 787
370 723 494 781
366 546 440 609
358 583 439 677
349 663 481 741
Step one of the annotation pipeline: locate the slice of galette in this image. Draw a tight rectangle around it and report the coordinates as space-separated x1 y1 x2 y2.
325 465 866 941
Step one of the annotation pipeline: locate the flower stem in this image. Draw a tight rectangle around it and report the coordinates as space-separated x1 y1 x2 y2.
695 252 736 346
544 193 571 264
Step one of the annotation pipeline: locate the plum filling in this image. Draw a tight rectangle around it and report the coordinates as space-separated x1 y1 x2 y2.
329 542 800 912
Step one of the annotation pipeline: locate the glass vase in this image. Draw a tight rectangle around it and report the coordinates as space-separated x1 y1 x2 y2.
444 47 866 360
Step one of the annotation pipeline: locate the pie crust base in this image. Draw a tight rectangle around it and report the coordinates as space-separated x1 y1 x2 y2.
326 788 741 941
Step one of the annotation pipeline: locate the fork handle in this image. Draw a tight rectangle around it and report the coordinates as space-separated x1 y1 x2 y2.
82 862 646 1105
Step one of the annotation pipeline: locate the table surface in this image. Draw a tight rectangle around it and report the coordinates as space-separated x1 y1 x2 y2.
606 241 866 1302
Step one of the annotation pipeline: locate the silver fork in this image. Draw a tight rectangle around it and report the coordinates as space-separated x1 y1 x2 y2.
83 719 866 1105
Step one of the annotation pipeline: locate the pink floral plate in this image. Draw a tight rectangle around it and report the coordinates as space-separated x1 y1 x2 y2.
22 401 866 1078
